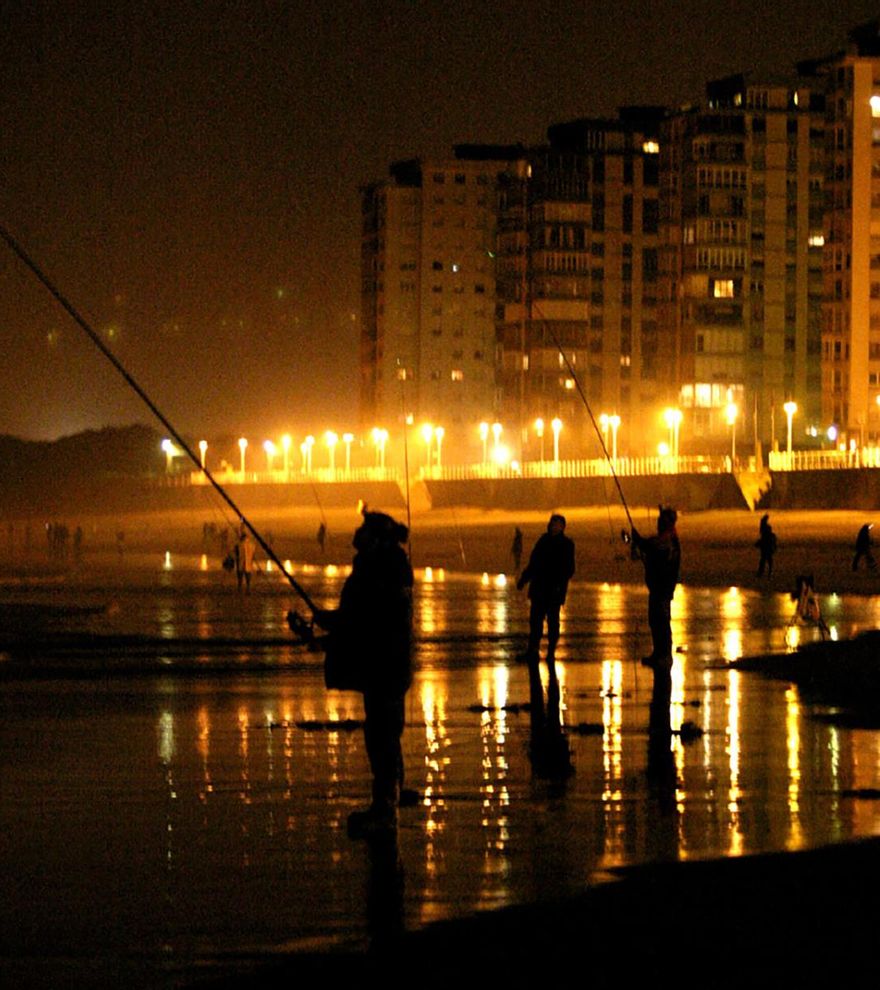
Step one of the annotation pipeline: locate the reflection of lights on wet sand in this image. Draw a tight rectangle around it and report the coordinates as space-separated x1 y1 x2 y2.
785 687 803 849
481 572 490 587
158 711 175 764
199 554 208 571
324 564 338 577
423 566 434 582
726 671 744 855
601 660 623 802
722 629 743 661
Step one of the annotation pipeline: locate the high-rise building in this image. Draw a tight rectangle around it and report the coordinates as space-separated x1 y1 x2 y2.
799 21 880 443
495 109 667 459
659 74 825 454
360 145 522 458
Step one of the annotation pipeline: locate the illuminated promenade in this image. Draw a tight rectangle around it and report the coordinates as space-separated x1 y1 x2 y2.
2 551 880 984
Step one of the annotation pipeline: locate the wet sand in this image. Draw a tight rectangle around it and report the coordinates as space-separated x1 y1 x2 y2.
3 510 880 986
10 504 880 597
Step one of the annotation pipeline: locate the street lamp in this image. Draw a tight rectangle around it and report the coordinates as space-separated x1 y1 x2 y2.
371 427 388 469
434 426 445 468
783 400 797 459
608 414 621 462
551 417 562 463
238 437 248 477
302 434 315 473
599 413 610 453
325 431 338 473
663 407 682 459
198 439 207 470
534 418 545 462
342 432 354 473
725 403 739 465
263 439 277 474
479 422 489 464
421 423 434 470
161 438 176 474
281 434 292 476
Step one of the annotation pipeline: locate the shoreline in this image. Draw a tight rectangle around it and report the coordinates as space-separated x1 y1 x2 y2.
6 504 880 598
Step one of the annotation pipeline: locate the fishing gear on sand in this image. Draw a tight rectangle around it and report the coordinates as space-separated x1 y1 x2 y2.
0 223 318 622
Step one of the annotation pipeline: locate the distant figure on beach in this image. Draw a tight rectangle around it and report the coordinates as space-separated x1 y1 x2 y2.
317 521 327 555
632 506 681 671
511 526 523 574
314 510 413 838
852 524 876 572
516 514 576 671
115 530 125 558
755 514 777 577
235 526 255 592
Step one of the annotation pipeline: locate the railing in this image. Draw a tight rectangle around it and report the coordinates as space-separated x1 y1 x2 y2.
189 465 401 485
768 447 880 471
182 447 880 486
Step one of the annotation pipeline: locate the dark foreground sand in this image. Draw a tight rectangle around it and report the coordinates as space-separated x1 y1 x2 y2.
198 836 880 987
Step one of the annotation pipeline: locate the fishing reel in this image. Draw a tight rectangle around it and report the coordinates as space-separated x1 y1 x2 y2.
287 609 321 651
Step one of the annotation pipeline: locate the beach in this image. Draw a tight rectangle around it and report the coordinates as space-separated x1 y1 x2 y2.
2 505 880 986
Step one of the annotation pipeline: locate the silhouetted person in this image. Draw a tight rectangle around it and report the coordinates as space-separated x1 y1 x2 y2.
756 513 777 577
517 514 576 671
852 523 876 572
632 506 681 671
511 526 523 574
317 521 327 555
315 511 413 838
235 526 255 592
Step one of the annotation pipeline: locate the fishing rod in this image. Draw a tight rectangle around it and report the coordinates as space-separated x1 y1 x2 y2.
0 223 319 614
531 300 635 531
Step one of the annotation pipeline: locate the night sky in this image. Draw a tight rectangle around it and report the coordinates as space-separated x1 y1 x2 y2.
0 1 875 441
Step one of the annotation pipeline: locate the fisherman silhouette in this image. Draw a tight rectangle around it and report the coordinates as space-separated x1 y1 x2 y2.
313 510 414 838
852 523 876 572
516 515 575 675
756 513 777 577
632 506 681 671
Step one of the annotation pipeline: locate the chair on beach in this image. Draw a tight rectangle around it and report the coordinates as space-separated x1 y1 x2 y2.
788 574 830 640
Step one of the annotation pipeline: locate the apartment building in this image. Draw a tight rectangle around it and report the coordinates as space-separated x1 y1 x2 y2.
659 73 825 454
495 109 668 459
800 21 880 443
360 145 521 458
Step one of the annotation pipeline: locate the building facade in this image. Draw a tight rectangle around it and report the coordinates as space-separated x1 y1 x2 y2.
659 74 825 455
360 146 521 459
800 22 880 443
495 109 669 460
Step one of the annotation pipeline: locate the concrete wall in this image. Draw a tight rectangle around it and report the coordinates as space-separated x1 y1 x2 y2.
762 470 880 510
424 473 749 512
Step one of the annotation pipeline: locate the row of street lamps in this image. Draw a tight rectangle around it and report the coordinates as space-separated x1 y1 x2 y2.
165 400 802 476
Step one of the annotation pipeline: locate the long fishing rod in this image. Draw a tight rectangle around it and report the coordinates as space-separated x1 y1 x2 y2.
531 300 635 531
0 223 319 614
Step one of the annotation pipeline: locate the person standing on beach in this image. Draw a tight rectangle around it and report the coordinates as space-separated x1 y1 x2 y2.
756 514 777 577
511 526 523 574
852 523 876 572
235 525 255 592
516 514 576 668
632 506 681 671
314 511 413 837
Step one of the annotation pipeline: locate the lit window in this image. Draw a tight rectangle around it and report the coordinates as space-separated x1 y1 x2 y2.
642 140 660 154
713 279 735 299
871 95 880 118
808 233 825 247
451 369 464 382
